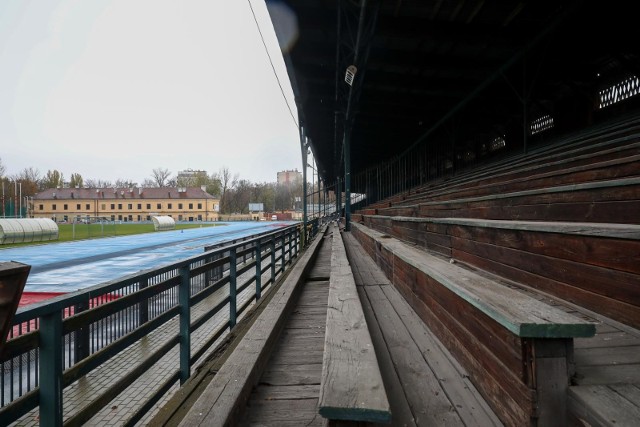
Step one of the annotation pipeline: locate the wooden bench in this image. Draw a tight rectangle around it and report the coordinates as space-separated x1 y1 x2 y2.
362 117 640 212
353 214 640 329
350 222 596 426
317 224 391 423
178 226 326 427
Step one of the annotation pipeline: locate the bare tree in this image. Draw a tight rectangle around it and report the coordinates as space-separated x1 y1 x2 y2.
0 157 5 178
115 178 137 188
219 167 239 214
151 167 171 187
85 178 113 188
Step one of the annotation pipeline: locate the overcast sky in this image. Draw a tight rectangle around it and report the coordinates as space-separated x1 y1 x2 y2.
0 0 302 186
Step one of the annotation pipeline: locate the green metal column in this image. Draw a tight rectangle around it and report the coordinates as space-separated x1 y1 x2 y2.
179 265 191 384
40 311 63 427
229 248 237 327
255 241 262 300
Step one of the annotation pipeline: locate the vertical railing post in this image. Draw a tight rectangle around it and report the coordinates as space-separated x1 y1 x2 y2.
74 296 90 363
270 238 276 283
280 232 286 273
255 240 262 300
287 229 292 265
139 277 149 326
229 247 237 328
178 265 191 385
40 311 63 427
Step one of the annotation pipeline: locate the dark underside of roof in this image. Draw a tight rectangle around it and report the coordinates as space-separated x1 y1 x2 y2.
267 0 640 185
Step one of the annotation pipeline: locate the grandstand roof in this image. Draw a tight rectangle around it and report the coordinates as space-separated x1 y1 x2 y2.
268 0 640 184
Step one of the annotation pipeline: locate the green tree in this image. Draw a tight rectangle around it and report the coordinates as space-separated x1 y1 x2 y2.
43 170 65 189
69 173 84 188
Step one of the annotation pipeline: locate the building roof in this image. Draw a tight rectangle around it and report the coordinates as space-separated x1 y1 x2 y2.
34 187 217 200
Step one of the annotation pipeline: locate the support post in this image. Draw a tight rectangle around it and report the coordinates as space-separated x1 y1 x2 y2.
344 128 352 231
139 277 149 325
270 239 276 284
74 296 90 362
255 241 262 300
301 130 308 247
40 311 63 427
229 248 237 328
280 233 286 273
179 265 191 384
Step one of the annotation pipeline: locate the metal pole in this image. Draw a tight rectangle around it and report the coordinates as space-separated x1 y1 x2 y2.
301 130 308 245
40 311 63 427
344 128 352 231
229 248 237 327
179 265 191 384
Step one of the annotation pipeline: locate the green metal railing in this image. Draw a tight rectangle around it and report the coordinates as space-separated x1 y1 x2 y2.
1 223 316 426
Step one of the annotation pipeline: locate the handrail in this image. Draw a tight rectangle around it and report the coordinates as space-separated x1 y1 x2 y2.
0 222 319 426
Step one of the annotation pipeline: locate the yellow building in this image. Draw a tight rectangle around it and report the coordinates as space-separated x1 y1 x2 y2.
32 187 220 223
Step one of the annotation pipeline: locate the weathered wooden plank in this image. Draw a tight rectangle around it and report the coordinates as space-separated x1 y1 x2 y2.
244 399 323 425
269 350 325 366
342 232 391 286
252 384 321 401
357 286 417 427
451 237 639 307
574 331 640 349
178 226 327 427
318 225 391 423
573 364 640 385
364 285 465 426
574 345 640 366
569 385 640 427
610 384 640 407
452 248 640 330
378 284 503 426
261 364 323 386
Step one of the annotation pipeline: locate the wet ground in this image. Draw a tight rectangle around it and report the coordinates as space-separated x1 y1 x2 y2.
0 221 291 293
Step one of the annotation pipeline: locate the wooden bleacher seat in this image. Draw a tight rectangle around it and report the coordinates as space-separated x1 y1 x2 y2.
350 222 595 426
317 224 391 423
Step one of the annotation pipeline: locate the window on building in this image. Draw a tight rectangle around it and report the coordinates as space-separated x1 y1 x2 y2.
118 203 122 209
178 203 183 209
128 215 133 221
39 204 44 210
52 204 57 210
198 214 202 221
111 203 115 209
168 203 172 209
86 204 90 210
146 215 151 221
101 204 106 210
146 203 151 209
197 203 202 209
137 204 142 209
128 204 132 209
63 204 68 210
118 215 123 221
157 203 162 209
188 203 193 209
77 204 81 210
